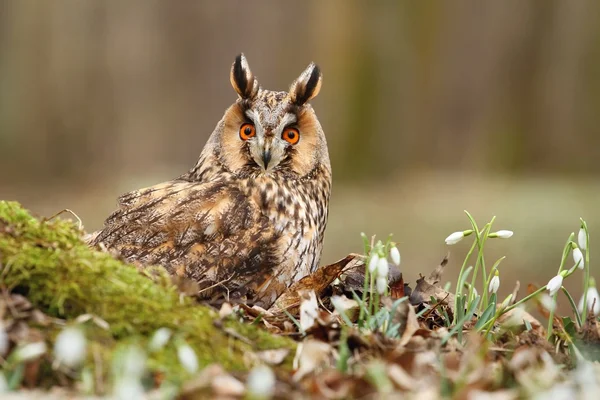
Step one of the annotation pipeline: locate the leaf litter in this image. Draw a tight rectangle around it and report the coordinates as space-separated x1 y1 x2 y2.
1 201 600 399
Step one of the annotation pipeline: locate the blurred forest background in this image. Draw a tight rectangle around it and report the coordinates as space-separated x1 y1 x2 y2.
1 1 599 302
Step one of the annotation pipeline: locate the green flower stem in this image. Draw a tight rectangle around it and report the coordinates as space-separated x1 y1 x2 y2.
547 233 574 340
581 219 590 323
480 260 580 334
560 287 582 328
454 240 478 324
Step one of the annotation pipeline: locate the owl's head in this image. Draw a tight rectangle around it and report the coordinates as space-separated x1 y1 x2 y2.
203 54 330 180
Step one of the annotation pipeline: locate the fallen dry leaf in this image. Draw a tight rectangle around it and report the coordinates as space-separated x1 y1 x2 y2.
270 254 360 313
293 339 333 382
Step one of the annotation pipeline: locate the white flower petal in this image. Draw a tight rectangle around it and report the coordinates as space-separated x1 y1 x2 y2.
488 275 500 294
494 230 513 239
376 276 388 294
247 365 276 398
368 254 379 273
539 293 556 312
547 275 564 296
177 343 199 374
573 248 585 270
149 328 172 352
122 346 146 378
14 341 47 362
54 327 87 368
445 231 465 245
579 286 600 316
390 246 401 265
578 228 588 251
377 257 389 278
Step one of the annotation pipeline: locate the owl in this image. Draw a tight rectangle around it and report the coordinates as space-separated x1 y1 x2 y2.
89 54 331 308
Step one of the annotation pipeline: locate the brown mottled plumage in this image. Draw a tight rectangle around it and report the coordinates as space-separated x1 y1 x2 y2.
90 54 331 307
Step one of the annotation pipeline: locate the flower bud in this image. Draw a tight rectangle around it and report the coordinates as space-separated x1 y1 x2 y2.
578 227 587 251
573 247 585 270
368 254 379 273
578 285 600 316
445 231 465 245
177 343 199 374
377 257 389 278
376 277 388 294
54 327 87 368
488 272 500 294
390 246 401 265
489 230 513 239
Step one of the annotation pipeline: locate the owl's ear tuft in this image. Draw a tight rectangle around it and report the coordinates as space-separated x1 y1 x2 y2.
230 53 259 100
289 62 322 106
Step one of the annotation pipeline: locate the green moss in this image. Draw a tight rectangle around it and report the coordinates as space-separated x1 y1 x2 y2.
0 201 294 384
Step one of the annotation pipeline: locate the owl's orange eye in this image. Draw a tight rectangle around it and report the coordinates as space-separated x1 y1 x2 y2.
239 123 256 140
282 127 300 145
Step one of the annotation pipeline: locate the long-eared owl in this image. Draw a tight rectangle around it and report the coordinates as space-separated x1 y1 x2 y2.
90 54 332 308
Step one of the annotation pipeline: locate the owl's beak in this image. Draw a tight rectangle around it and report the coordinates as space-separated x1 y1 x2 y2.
262 150 272 169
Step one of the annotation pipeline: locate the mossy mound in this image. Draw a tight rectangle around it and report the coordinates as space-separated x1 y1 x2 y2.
0 201 293 388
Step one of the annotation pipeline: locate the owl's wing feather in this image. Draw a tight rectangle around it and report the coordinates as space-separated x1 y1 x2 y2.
92 179 283 303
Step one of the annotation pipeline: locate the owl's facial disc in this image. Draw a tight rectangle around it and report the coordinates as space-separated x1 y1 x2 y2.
245 111 297 173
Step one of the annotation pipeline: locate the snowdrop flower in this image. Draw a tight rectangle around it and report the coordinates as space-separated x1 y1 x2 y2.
489 230 513 239
368 254 379 273
377 257 389 278
122 346 146 378
149 328 172 352
578 285 600 316
488 271 500 294
177 343 199 374
114 378 144 400
54 327 87 368
445 230 473 245
539 293 556 312
0 322 8 356
376 276 387 295
578 226 588 251
547 274 564 296
390 246 401 265
14 341 47 362
247 365 276 398
573 247 585 270
113 346 146 400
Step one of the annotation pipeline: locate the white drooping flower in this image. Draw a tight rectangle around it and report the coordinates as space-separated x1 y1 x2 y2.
247 365 276 398
113 346 146 400
547 275 564 296
488 273 500 294
573 247 585 270
14 342 47 362
368 254 379 273
578 227 588 251
177 343 199 374
490 230 514 239
377 257 389 278
578 286 600 316
539 293 556 312
376 276 387 295
0 322 8 356
445 231 465 245
149 328 172 352
390 246 401 265
54 327 87 368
